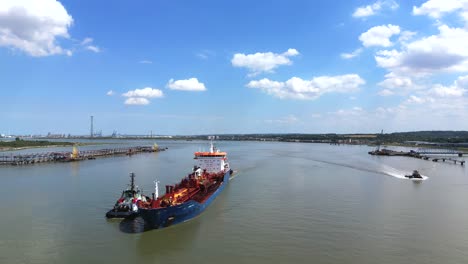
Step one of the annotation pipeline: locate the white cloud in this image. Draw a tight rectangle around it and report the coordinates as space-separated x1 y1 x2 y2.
377 72 416 95
0 0 73 56
427 75 468 97
413 0 468 19
332 107 365 117
431 84 466 97
379 73 413 89
375 25 468 74
398 31 417 44
359 24 401 47
167 78 206 91
231 48 299 76
122 87 164 98
246 74 365 100
378 89 394 96
124 97 150 105
406 95 432 104
81 37 93 45
320 95 468 132
196 50 215 60
456 75 468 88
341 48 362 59
106 90 114 96
353 0 399 18
139 60 152 64
79 37 100 53
265 115 299 124
86 45 100 53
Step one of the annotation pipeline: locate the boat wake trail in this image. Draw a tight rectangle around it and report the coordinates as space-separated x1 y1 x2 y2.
301 156 429 181
229 170 239 181
381 165 429 181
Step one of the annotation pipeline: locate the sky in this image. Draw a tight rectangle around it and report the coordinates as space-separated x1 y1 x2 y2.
1 0 468 135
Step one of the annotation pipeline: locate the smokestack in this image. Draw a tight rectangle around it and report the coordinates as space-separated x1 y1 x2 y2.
90 116 94 138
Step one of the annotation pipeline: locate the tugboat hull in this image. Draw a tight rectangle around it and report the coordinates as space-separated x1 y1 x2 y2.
105 210 138 219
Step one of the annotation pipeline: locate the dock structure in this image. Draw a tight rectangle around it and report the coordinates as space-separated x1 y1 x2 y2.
369 148 466 166
0 145 165 166
423 157 465 165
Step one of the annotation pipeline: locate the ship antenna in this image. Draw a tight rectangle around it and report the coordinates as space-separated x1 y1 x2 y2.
130 172 135 191
154 180 160 198
210 138 214 153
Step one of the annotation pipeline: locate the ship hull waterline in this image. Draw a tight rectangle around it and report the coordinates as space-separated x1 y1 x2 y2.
139 170 231 229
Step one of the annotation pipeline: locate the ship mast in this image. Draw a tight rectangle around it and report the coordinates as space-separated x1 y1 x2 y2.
209 139 213 153
130 172 135 191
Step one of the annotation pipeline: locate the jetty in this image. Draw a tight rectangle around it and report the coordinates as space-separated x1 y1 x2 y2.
369 149 466 166
0 145 166 166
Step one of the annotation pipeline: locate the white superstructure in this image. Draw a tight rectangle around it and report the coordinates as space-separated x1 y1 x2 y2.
194 142 230 173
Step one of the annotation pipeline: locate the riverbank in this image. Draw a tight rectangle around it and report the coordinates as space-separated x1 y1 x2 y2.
0 140 101 152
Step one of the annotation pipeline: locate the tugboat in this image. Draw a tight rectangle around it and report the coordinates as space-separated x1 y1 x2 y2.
106 172 148 219
405 170 423 179
138 141 233 229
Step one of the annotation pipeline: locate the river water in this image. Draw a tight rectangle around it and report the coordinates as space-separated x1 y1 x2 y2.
1 140 468 264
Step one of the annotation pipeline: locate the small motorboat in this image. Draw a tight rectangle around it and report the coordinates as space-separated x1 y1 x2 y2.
106 172 149 219
405 170 423 179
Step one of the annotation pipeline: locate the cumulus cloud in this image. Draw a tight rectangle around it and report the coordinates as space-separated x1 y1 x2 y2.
359 24 401 47
246 74 365 100
413 0 468 19
341 48 363 59
375 25 468 75
377 72 416 95
122 87 164 98
431 84 466 97
106 90 114 96
378 89 395 96
167 78 206 91
406 95 433 104
231 48 299 76
0 0 73 56
379 73 413 89
427 75 468 97
353 0 399 18
124 97 150 105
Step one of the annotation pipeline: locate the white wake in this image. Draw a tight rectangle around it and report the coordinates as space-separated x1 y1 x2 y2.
381 166 429 181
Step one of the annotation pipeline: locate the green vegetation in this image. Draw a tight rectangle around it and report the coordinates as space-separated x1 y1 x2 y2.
376 131 468 144
0 139 75 149
164 131 468 145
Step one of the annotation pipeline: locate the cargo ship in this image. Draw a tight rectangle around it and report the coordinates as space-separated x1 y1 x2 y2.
138 142 232 229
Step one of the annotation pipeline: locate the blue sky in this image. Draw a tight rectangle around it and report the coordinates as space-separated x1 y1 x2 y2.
1 0 468 135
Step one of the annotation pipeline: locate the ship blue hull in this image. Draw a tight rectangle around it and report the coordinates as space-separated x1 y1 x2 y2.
139 170 231 229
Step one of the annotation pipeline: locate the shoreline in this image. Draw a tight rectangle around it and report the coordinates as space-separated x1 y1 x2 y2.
0 142 106 152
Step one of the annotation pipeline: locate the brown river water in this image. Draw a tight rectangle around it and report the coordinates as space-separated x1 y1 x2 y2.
1 140 468 264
